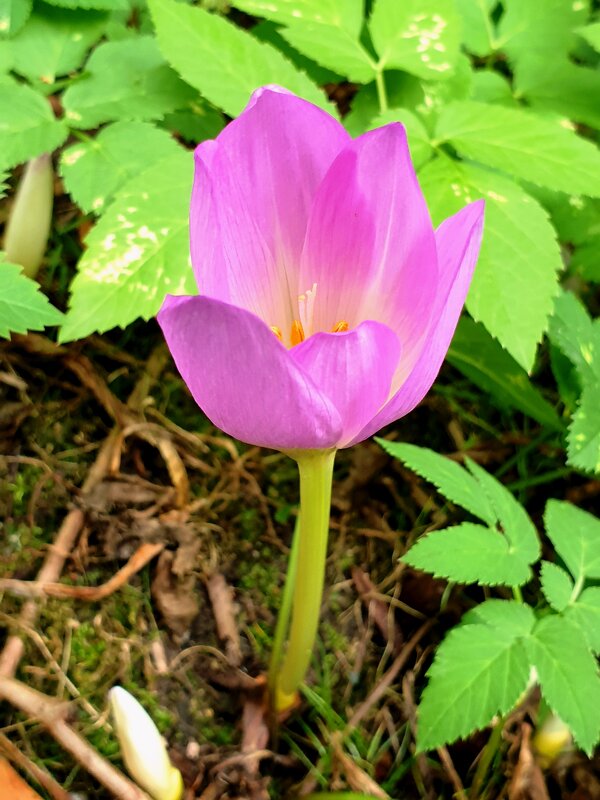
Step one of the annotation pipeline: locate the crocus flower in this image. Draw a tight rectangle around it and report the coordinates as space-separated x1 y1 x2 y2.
158 87 484 453
109 686 183 800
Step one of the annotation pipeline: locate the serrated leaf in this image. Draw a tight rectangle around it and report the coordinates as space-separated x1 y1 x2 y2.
466 458 540 567
404 522 533 586
548 291 599 385
280 22 375 83
0 81 68 170
369 0 460 80
0 257 64 338
540 562 573 612
148 0 329 118
435 101 600 197
60 151 195 342
545 500 600 582
526 616 600 754
60 121 182 214
417 622 531 751
577 22 600 53
162 105 224 145
62 36 196 129
564 587 600 653
568 383 600 474
231 0 363 34
0 0 32 36
420 156 562 371
462 599 536 636
369 108 432 169
376 440 496 524
447 317 562 430
44 0 128 9
9 4 106 84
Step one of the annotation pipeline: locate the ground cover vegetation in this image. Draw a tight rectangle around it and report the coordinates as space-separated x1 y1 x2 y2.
0 0 599 798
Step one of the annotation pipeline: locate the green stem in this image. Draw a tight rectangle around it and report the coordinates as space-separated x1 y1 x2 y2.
375 68 389 114
470 716 505 799
512 585 523 603
274 449 336 712
268 515 301 699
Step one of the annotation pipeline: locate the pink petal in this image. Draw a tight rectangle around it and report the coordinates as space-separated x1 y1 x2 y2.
157 294 342 451
290 321 401 446
190 88 350 334
347 200 485 446
299 123 438 374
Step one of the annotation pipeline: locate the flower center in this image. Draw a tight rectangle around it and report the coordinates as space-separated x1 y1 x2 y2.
270 284 349 346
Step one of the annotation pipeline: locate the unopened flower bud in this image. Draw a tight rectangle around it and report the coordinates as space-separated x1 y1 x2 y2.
109 686 183 800
3 154 54 279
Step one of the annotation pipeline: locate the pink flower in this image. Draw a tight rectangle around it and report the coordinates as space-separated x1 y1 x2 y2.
158 87 484 451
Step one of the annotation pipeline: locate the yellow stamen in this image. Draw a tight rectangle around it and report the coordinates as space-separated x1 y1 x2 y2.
291 319 305 346
331 320 349 333
270 325 283 341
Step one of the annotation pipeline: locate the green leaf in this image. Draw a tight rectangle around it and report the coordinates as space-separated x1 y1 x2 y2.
435 101 600 197
498 0 587 65
548 291 599 386
447 317 562 430
369 0 460 80
454 0 496 57
230 0 363 34
62 36 196 129
280 23 375 83
60 121 182 214
462 599 536 636
162 105 224 145
0 0 32 36
8 4 107 84
420 156 562 371
417 621 531 750
0 257 64 338
568 383 600 474
526 616 600 754
466 457 540 567
43 0 128 9
545 500 600 583
577 21 600 53
540 561 573 612
514 58 600 130
564 587 600 653
368 108 433 169
148 0 329 118
404 521 535 586
0 81 68 171
60 151 196 342
470 70 515 106
376 440 496 524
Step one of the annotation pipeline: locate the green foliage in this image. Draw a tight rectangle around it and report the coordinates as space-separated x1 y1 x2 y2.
148 0 330 117
436 101 600 198
378 441 540 586
0 256 64 337
420 157 562 371
0 80 68 170
544 500 600 584
447 318 562 429
60 121 182 214
0 0 32 36
59 151 196 341
8 4 107 84
62 36 197 128
540 561 573 612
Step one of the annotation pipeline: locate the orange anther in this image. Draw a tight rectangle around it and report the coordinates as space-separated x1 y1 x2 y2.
290 319 305 346
331 320 349 333
270 326 283 341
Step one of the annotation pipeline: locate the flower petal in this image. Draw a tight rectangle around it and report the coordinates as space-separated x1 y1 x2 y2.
347 200 485 445
290 321 401 446
190 88 349 333
299 123 438 371
158 294 343 450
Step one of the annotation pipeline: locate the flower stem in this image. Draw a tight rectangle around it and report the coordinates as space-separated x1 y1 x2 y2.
375 68 389 114
273 449 336 712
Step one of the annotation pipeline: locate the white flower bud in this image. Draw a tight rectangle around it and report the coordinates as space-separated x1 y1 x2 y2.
3 154 54 279
109 686 183 800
